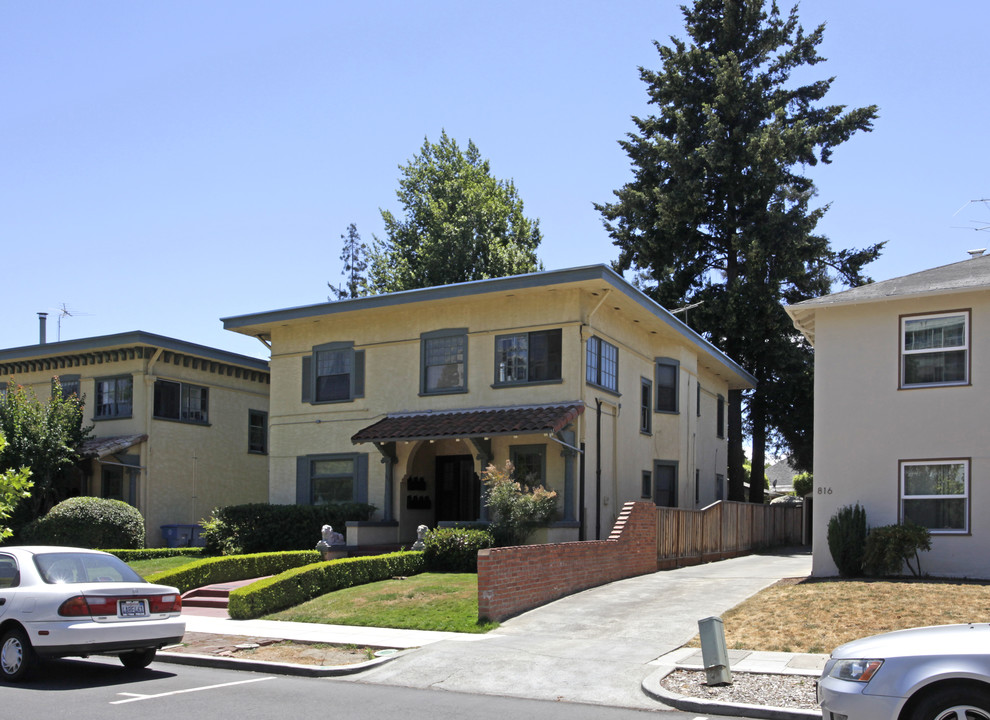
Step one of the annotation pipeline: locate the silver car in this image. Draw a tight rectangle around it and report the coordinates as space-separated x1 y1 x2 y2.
0 546 185 682
818 623 990 720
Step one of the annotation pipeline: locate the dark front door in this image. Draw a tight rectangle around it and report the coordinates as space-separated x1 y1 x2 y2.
435 455 478 522
653 460 678 508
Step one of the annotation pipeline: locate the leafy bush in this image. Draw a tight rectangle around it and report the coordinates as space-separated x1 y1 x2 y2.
200 502 376 555
864 522 932 577
792 472 813 498
146 550 321 593
105 548 204 562
21 496 145 549
827 503 867 577
423 528 493 572
227 551 425 619
482 461 557 546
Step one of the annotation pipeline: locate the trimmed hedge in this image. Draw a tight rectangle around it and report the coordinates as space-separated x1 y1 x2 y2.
423 528 493 572
146 550 321 593
21 497 145 549
228 551 425 619
106 548 204 562
201 502 376 555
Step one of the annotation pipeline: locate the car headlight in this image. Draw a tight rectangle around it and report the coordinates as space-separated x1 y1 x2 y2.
829 659 884 683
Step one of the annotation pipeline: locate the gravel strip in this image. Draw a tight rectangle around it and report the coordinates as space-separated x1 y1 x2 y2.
660 669 820 711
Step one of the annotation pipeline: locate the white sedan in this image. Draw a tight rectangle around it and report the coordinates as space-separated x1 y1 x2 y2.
0 546 185 682
818 623 990 720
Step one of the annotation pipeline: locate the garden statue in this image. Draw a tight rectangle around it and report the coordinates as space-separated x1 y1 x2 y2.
411 524 428 551
317 524 346 560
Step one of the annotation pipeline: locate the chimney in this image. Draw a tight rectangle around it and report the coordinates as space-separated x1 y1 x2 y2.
967 248 987 259
38 312 48 345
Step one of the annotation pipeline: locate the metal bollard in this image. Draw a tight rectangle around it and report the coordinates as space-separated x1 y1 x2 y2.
698 616 732 685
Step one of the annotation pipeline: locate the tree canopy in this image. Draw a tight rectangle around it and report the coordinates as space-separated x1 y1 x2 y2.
328 223 370 300
368 131 543 293
597 0 882 501
0 433 33 542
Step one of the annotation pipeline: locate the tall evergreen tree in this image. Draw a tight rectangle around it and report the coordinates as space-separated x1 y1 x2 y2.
597 0 882 502
368 131 543 293
328 223 370 300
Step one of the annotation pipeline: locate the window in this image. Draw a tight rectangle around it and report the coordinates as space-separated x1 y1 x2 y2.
586 336 618 392
248 410 268 454
510 445 547 486
296 453 369 505
641 471 652 499
901 460 969 533
655 358 679 413
716 395 725 438
302 342 364 403
696 381 701 417
716 473 725 501
154 380 209 423
495 329 562 385
901 312 969 387
422 329 467 394
54 374 80 398
640 378 652 434
95 376 133 418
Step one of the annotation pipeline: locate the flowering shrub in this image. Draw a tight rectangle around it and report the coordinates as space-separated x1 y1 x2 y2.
482 460 557 546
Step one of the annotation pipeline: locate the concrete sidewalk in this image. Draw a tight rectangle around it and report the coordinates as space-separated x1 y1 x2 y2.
163 548 816 715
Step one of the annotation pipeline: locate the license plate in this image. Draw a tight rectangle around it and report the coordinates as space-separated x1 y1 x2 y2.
118 599 147 617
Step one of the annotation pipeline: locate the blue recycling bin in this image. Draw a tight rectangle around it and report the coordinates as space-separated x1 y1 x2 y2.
160 524 195 548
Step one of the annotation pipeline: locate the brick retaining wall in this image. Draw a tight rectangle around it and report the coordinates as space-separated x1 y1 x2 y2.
476 501 659 622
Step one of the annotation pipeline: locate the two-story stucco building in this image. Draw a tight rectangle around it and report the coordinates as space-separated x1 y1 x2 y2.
786 252 990 577
223 265 755 546
0 331 271 547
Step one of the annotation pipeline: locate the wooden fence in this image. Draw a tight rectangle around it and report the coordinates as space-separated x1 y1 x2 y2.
656 500 803 569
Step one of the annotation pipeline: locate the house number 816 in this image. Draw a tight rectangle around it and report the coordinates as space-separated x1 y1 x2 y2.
817 487 833 495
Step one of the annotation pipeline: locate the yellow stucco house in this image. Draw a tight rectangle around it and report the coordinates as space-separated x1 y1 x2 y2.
0 331 270 547
223 265 754 546
786 251 990 577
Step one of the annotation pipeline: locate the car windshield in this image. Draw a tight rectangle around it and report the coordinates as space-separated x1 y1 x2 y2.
34 552 146 585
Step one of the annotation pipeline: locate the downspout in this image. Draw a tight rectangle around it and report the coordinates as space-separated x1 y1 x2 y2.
595 398 602 540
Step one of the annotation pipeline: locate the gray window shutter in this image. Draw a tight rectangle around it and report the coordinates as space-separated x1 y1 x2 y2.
301 356 313 403
296 456 310 505
353 350 365 398
355 453 369 503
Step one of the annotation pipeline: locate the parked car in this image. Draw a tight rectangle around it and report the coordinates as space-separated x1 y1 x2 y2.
818 623 990 720
0 546 185 682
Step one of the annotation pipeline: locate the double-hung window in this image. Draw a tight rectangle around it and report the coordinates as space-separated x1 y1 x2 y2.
248 410 268 454
54 374 80 398
421 329 467 394
586 336 618 392
901 459 969 533
655 358 679 413
510 445 547 487
901 311 969 388
640 378 652 434
495 329 561 385
296 453 369 505
154 380 209 424
95 376 133 419
302 342 365 403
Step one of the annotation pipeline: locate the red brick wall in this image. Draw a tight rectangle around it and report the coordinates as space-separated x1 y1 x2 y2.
477 501 658 622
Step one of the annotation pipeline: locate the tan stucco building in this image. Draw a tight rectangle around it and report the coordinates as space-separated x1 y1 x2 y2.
223 265 754 546
0 332 270 547
787 252 990 577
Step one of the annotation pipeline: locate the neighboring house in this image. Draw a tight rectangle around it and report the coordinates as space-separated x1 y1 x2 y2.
222 265 755 546
786 252 990 578
0 331 271 547
766 459 798 499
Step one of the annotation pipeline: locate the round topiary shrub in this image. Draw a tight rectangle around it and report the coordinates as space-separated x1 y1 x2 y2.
23 497 145 549
423 527 494 572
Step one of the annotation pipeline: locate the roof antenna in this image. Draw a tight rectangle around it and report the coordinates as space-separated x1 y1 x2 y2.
52 303 92 341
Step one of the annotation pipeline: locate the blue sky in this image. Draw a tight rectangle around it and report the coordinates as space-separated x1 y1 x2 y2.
3 1 988 360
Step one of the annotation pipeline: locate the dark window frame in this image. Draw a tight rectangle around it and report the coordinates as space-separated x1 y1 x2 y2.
302 342 365 404
94 375 133 419
494 328 563 386
586 336 619 393
421 329 468 395
640 377 652 434
248 410 268 454
153 379 209 424
655 358 679 414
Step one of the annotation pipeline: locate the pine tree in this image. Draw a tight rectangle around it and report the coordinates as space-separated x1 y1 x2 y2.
328 223 370 301
597 0 882 501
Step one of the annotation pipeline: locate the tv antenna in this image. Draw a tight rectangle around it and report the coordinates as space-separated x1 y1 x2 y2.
51 303 92 341
951 198 990 233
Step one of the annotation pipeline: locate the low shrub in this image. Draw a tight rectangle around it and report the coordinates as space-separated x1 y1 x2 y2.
227 551 425 619
21 497 145 549
827 503 867 577
145 550 321 593
423 528 493 572
482 460 557 546
864 522 932 577
200 502 376 555
105 548 204 562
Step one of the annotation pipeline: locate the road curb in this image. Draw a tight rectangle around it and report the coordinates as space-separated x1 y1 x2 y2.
641 666 821 720
156 647 413 677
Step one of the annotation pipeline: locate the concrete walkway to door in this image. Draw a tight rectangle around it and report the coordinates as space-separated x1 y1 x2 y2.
344 548 813 710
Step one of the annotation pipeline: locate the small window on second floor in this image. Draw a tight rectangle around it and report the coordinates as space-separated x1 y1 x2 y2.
655 358 679 413
248 410 268 454
586 336 618 392
495 329 561 385
95 376 133 419
302 342 365 404
53 374 80 398
422 329 467 394
901 311 969 388
154 379 209 424
640 377 652 434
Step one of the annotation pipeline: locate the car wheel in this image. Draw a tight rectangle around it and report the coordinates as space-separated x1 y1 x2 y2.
119 648 157 670
1 627 37 682
910 686 990 720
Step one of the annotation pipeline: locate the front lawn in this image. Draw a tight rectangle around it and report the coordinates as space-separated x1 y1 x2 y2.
265 572 498 634
699 577 990 654
129 555 202 577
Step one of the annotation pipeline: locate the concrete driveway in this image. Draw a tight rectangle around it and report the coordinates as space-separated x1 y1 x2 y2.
345 548 813 710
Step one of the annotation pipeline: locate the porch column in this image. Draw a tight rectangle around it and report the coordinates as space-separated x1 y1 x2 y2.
466 436 492 522
558 429 578 522
373 441 397 521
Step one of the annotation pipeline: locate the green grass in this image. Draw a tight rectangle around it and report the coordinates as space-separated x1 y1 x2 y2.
265 572 499 634
128 556 201 577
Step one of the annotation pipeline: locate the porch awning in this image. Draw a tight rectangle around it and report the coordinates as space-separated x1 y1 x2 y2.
78 434 148 459
351 402 585 444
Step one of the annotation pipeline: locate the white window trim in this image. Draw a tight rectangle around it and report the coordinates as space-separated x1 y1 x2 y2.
900 311 970 388
900 458 970 534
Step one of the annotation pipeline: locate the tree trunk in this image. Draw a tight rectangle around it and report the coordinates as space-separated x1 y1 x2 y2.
727 388 746 501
